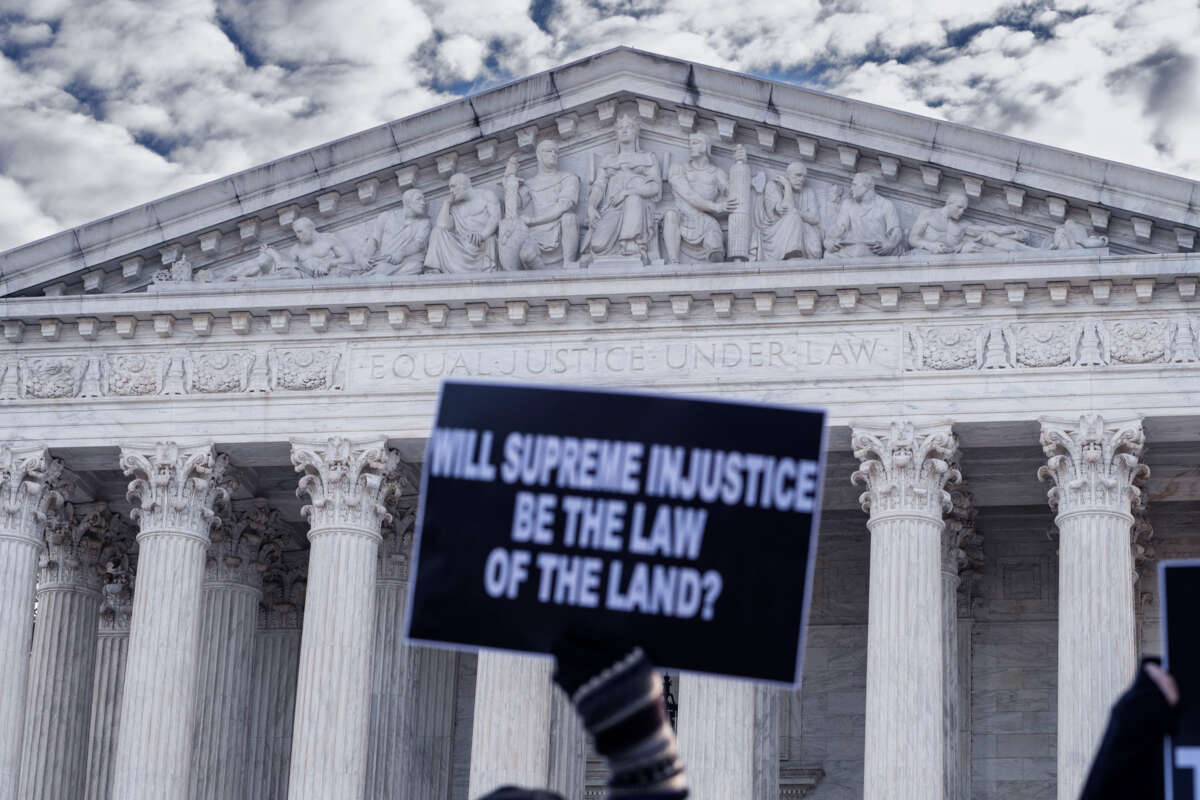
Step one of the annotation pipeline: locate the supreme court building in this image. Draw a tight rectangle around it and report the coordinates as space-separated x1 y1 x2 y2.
1 47 1198 800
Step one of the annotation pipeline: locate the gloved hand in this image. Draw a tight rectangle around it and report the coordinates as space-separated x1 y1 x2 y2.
552 634 688 799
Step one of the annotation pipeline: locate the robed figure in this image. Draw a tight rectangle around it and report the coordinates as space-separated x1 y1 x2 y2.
424 172 501 274
582 113 662 264
754 162 823 261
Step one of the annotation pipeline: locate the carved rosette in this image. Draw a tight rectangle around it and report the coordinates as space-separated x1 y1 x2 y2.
0 445 64 545
291 438 400 537
851 421 960 522
1037 415 1148 519
259 561 307 630
204 498 290 590
120 442 233 539
36 502 132 591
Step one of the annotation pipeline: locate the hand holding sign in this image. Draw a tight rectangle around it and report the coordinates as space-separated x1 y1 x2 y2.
406 381 826 684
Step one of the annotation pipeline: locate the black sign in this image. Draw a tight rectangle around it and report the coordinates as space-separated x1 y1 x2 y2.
405 380 826 685
1162 560 1200 799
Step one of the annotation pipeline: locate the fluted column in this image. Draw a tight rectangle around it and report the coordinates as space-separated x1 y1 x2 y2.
287 438 399 800
468 652 555 795
1039 415 1146 800
19 504 128 800
677 678 778 799
245 562 306 800
0 445 62 800
83 549 137 800
365 486 462 800
942 475 980 800
110 443 231 800
851 421 959 800
191 499 286 800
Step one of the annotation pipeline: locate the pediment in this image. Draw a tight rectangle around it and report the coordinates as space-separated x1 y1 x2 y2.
3 47 1199 298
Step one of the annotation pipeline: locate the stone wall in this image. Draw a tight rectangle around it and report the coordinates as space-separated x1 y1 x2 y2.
970 507 1058 800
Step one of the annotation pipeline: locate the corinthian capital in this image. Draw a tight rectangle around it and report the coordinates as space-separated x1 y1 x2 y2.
290 438 400 535
204 498 291 588
851 421 959 520
0 444 63 545
1037 415 1147 517
379 478 419 582
120 442 233 538
38 502 131 590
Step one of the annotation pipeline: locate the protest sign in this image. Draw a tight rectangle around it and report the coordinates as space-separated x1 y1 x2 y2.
405 380 827 685
1163 560 1200 799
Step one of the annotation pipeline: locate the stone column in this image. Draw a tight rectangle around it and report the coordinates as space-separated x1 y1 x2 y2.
1039 415 1146 800
245 561 306 800
942 475 981 800
83 548 136 800
110 443 231 800
365 490 461 800
467 652 555 795
851 421 959 800
677 678 779 800
191 498 286 800
287 438 399 800
0 445 62 800
19 503 124 800
547 687 589 799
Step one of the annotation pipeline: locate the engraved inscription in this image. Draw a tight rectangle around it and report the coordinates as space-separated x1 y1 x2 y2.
348 331 898 391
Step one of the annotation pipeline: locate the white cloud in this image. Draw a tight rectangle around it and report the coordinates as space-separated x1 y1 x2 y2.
1 0 1199 253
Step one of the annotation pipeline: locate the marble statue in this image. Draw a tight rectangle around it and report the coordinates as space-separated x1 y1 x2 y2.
825 173 905 258
498 140 581 269
909 192 1035 254
582 113 662 264
424 172 501 274
364 189 431 276
753 161 823 261
663 132 735 263
1050 218 1109 249
251 217 357 279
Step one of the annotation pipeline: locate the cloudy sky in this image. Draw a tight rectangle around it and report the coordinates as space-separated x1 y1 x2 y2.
2 0 1198 252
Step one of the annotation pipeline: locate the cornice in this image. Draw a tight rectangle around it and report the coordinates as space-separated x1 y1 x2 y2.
1 251 1198 343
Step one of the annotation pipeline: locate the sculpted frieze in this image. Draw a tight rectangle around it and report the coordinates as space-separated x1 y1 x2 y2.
269 347 342 391
185 350 256 394
1106 319 1171 364
19 356 88 399
907 326 982 371
1 346 344 400
120 106 1149 293
904 315 1200 372
104 352 168 396
909 192 1034 255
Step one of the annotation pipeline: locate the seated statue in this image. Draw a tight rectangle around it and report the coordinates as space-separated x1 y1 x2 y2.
249 217 357 280
364 189 431 275
663 132 735 263
424 172 501 274
754 161 823 261
825 173 905 258
909 192 1035 254
582 113 662 264
498 140 581 269
1050 217 1109 249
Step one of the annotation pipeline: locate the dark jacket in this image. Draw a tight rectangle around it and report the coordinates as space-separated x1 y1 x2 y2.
1079 658 1178 799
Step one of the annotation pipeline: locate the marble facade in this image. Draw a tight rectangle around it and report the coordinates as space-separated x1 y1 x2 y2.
2 47 1200 800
